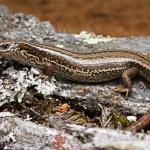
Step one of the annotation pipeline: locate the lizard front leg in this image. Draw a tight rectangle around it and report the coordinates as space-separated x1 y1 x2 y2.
37 63 54 81
43 63 54 78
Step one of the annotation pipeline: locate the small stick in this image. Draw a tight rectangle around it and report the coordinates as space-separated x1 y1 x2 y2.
125 109 150 132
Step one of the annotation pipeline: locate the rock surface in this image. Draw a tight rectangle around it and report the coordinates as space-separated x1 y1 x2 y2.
1 112 150 150
0 5 150 150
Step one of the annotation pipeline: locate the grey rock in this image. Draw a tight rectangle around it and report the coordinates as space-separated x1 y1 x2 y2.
0 4 150 150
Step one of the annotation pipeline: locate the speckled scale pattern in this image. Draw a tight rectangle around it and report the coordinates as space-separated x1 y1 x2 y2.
0 41 150 85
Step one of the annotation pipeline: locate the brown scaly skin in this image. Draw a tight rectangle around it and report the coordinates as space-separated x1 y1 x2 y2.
0 41 150 95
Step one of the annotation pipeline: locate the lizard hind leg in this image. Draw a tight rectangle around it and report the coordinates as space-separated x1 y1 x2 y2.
113 67 138 96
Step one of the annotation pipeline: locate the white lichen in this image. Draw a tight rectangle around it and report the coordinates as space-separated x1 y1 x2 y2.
75 31 114 44
127 116 137 122
0 66 57 103
0 111 14 117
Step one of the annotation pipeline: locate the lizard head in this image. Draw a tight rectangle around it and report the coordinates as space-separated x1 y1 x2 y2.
0 41 20 56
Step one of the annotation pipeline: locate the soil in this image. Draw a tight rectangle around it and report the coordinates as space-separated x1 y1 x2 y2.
0 0 150 37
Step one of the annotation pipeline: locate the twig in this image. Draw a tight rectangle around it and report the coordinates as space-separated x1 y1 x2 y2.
125 109 150 132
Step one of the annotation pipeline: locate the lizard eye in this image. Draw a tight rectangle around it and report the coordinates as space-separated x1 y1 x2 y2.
0 43 9 49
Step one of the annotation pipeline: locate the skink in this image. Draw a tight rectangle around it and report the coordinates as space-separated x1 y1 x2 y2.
0 41 150 95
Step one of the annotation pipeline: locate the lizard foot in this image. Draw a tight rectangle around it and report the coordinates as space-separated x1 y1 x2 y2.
37 75 50 81
113 87 130 97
